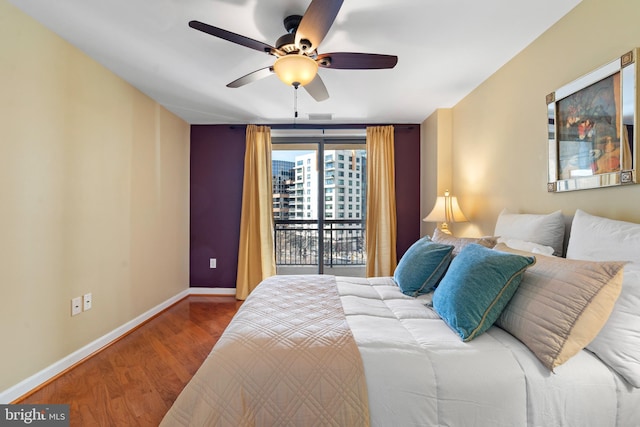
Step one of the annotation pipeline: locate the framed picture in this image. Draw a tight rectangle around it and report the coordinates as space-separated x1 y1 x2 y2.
547 49 638 192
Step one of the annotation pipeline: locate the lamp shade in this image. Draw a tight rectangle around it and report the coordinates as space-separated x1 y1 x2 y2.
273 54 318 87
423 197 448 222
423 192 468 234
446 196 468 222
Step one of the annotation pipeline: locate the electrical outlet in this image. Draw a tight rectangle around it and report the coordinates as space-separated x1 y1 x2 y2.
83 293 92 311
210 258 217 269
71 297 82 316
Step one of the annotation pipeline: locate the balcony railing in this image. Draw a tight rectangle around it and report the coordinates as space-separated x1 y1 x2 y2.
274 219 366 267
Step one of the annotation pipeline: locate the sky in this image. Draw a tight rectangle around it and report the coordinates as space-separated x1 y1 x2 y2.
272 150 313 162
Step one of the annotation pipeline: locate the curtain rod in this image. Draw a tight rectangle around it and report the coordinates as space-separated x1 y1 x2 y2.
227 124 416 130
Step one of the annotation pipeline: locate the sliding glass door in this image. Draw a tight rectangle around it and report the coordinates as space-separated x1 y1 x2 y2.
272 135 366 276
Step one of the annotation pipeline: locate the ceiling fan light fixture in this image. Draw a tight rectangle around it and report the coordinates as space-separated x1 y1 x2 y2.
273 54 318 87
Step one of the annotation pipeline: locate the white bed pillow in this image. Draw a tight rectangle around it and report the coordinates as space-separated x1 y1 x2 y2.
566 209 640 262
566 209 640 387
502 239 555 256
494 209 565 256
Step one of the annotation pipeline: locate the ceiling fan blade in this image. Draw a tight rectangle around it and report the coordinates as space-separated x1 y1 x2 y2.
303 74 329 102
295 0 343 52
227 67 274 88
317 53 398 70
189 20 275 54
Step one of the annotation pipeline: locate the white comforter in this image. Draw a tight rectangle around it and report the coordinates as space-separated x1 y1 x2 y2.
337 276 640 427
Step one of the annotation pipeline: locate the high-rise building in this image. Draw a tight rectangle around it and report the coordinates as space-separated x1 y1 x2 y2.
288 149 366 220
272 160 295 220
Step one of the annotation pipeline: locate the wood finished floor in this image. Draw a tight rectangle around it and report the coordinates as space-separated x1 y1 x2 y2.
17 295 241 426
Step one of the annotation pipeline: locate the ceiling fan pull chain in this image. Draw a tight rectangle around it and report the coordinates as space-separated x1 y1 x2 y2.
294 85 299 121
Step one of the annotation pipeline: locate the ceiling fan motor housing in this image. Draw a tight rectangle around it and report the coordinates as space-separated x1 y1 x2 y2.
278 15 312 53
276 33 297 53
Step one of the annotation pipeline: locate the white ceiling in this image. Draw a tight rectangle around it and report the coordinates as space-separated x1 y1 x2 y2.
10 0 581 125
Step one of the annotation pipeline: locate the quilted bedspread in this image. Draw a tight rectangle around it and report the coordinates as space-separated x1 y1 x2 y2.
161 275 369 427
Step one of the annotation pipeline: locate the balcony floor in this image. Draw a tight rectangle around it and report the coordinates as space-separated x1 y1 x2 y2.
276 265 366 277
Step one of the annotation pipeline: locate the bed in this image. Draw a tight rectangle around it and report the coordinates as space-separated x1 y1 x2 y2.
162 209 640 426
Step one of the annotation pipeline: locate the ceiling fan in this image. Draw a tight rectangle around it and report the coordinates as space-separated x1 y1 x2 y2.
188 0 398 102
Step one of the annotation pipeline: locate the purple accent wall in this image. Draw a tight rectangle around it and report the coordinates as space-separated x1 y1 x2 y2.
190 125 246 288
394 126 421 258
189 124 421 288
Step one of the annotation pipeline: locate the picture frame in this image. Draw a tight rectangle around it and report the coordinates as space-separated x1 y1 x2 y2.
547 49 638 192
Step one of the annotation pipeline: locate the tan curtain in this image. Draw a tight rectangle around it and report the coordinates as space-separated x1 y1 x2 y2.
365 125 397 277
236 125 276 300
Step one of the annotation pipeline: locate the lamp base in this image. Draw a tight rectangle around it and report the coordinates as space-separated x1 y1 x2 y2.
439 223 452 235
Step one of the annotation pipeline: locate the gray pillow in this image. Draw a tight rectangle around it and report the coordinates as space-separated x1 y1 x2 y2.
432 228 498 256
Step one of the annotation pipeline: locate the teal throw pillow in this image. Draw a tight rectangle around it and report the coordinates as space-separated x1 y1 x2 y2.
393 236 454 297
433 243 535 341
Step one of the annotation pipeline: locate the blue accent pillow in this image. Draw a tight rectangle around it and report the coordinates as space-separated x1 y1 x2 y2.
433 243 535 341
393 236 454 297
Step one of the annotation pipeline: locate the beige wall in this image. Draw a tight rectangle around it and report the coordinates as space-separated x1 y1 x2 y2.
420 109 453 236
0 1 190 392
423 0 640 237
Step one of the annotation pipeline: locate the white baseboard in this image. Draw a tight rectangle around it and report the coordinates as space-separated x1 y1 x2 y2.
0 287 237 404
189 287 236 296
